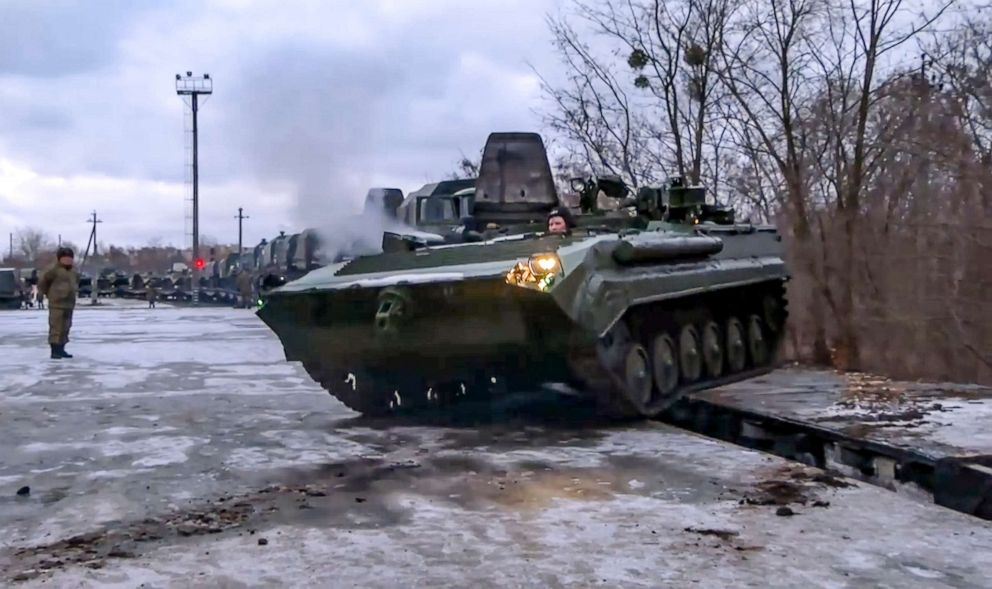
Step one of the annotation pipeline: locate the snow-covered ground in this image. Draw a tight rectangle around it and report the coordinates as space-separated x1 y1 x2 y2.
2 303 991 588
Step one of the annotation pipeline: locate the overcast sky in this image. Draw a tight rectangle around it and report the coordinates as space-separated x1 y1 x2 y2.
0 0 565 249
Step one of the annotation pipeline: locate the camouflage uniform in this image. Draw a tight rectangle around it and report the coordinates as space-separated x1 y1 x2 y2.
235 270 253 308
146 284 158 308
38 250 80 358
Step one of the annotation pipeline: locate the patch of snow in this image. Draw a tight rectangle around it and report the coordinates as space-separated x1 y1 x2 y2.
339 272 467 288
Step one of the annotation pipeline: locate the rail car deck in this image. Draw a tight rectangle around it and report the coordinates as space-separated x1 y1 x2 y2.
668 367 992 520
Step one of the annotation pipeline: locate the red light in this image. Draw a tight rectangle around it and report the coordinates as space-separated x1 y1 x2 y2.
194 258 205 269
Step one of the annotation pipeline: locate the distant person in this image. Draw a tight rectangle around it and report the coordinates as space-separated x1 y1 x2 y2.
235 269 253 308
546 207 575 235
146 282 158 308
35 287 44 310
27 270 40 309
38 247 80 359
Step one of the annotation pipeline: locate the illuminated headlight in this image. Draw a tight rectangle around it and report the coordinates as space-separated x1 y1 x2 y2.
529 254 560 275
505 253 563 292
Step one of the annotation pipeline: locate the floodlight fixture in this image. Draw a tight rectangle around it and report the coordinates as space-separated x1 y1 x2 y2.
175 72 213 96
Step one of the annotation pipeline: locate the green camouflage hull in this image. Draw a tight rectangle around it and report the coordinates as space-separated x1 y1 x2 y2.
258 226 789 416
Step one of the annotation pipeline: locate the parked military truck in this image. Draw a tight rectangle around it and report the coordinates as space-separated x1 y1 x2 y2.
259 132 789 418
0 268 24 310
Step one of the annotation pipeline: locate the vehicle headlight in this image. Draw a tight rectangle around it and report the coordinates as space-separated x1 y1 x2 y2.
529 254 559 275
505 253 563 292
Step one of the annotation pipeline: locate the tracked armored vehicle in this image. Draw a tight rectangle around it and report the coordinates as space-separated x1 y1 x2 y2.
258 132 789 417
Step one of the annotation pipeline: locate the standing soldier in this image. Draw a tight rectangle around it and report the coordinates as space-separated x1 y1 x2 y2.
146 280 158 309
38 247 80 359
26 269 41 309
235 268 253 309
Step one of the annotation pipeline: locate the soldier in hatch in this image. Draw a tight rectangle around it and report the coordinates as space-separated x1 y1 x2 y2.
38 247 80 359
546 207 575 236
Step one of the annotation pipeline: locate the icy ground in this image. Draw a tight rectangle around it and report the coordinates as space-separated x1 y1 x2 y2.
1 303 991 588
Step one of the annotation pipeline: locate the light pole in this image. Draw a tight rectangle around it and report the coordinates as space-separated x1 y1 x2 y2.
175 71 212 304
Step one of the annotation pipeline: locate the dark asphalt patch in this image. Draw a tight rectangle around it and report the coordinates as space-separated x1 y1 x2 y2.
733 464 850 508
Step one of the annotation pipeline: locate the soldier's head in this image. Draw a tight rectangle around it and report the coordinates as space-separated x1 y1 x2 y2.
546 207 575 235
56 247 74 268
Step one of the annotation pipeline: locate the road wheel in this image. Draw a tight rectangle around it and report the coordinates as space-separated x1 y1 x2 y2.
679 325 702 383
701 320 724 378
747 315 769 366
651 333 679 400
726 317 747 373
623 344 653 410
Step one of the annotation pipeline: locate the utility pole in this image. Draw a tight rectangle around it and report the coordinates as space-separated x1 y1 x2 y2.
235 207 249 268
80 211 102 271
88 211 101 256
175 71 213 304
8 232 12 261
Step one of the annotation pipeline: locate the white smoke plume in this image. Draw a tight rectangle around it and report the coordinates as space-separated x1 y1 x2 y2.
233 45 425 260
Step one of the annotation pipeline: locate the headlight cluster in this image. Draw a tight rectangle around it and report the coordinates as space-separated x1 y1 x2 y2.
505 253 563 292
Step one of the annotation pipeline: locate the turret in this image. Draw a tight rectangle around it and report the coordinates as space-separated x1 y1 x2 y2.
570 175 628 214
655 177 734 224
570 175 735 225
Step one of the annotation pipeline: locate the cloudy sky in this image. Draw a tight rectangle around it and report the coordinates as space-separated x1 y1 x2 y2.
0 0 565 249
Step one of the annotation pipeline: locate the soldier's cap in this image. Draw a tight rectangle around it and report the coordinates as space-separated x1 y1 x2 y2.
56 247 74 259
547 206 575 227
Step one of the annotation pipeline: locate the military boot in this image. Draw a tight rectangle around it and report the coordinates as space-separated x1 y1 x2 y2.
59 344 73 359
50 344 61 359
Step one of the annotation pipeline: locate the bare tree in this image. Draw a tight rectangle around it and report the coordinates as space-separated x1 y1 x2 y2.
539 0 737 199
930 4 992 168
15 227 54 262
444 150 482 180
714 0 835 361
801 0 953 367
536 14 657 187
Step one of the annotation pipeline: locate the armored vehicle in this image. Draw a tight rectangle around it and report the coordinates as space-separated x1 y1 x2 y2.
258 132 789 418
396 179 476 234
365 188 404 220
0 268 24 309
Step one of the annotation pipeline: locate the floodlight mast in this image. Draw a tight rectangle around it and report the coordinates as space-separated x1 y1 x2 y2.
175 72 212 304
